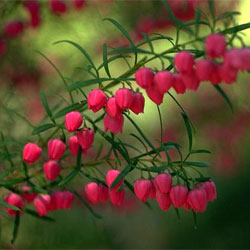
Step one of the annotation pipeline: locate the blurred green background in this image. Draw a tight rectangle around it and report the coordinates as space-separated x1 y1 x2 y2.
0 0 250 248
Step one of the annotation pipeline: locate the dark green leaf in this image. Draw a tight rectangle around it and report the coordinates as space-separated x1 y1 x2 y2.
216 11 240 21
221 22 250 34
0 199 20 211
136 165 167 173
208 0 215 20
40 91 55 123
181 112 193 151
53 101 86 118
184 161 209 168
73 190 102 219
190 149 211 155
212 85 233 112
32 123 56 135
24 208 55 222
11 212 20 244
195 177 211 182
110 165 134 189
102 43 111 78
0 178 26 186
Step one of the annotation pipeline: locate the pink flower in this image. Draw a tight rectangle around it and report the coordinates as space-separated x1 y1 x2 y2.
87 89 107 113
223 49 243 71
153 71 173 94
54 190 74 210
85 182 101 204
104 114 124 134
109 189 125 206
4 193 24 216
65 111 83 132
73 0 86 10
187 189 207 213
154 173 172 194
130 92 145 114
219 63 238 84
156 192 171 211
133 179 152 202
201 181 217 202
21 186 37 203
23 142 42 164
76 128 94 152
68 136 80 156
169 185 188 208
172 73 186 94
106 169 123 191
106 97 122 118
99 185 109 202
49 0 67 15
195 59 214 82
183 201 191 211
240 48 250 71
174 51 195 73
115 88 134 110
149 180 156 199
5 21 24 38
181 70 200 91
135 67 154 89
48 139 66 160
34 194 51 216
146 83 164 105
209 63 221 84
205 34 226 58
43 160 61 181
24 0 41 28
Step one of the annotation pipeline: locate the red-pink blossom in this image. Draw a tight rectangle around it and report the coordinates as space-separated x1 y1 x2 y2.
5 21 25 38
205 34 226 58
201 181 217 201
65 111 83 132
76 128 94 152
48 139 66 160
181 70 200 91
153 71 173 94
106 169 124 191
49 0 67 14
169 185 188 208
106 97 122 118
135 67 154 89
172 73 186 94
73 0 86 10
23 142 42 164
196 59 214 82
4 193 24 216
133 179 152 202
43 160 61 181
34 194 51 216
146 83 164 105
68 136 80 156
154 173 172 194
174 51 195 73
156 191 171 211
99 185 109 202
109 189 125 206
115 88 134 110
187 189 207 212
21 186 37 203
104 113 124 134
130 92 145 114
87 89 107 113
149 180 156 199
85 182 101 204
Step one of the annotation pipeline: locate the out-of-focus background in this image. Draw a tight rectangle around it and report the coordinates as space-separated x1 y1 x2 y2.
0 0 250 248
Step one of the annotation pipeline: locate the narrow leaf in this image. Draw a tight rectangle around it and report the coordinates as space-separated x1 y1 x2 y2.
0 199 20 211
190 149 211 154
181 112 193 151
102 43 111 78
221 22 250 34
184 161 209 168
40 91 55 123
24 208 55 222
32 124 55 135
11 212 20 244
213 85 233 112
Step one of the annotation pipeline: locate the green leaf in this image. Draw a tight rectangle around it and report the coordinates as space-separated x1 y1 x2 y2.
72 190 102 219
32 123 56 135
190 149 211 155
24 208 55 222
208 0 215 20
59 147 82 186
0 199 20 211
216 11 240 21
53 101 86 119
11 212 20 244
221 22 250 35
136 165 167 173
0 178 26 186
212 85 233 112
184 161 209 168
97 54 131 70
104 18 138 65
110 165 134 189
40 91 55 124
195 177 211 182
181 112 193 151
102 43 111 78
54 40 98 76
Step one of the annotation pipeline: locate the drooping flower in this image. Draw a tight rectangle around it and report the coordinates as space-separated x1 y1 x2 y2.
65 111 83 132
104 114 124 134
48 139 66 160
135 67 154 89
23 142 42 164
87 89 107 113
133 179 152 202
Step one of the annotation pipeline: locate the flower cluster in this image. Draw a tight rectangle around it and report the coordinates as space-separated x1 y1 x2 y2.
87 88 144 134
135 34 250 105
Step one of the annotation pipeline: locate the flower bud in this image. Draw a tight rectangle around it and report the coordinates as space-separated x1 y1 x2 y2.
85 182 101 204
99 185 109 202
104 114 124 134
115 88 134 110
130 92 145 114
154 173 172 194
49 0 67 15
23 142 42 164
56 190 74 209
146 84 164 105
76 128 94 152
106 169 124 191
153 71 174 94
182 70 200 91
133 179 152 202
156 192 171 211
109 189 125 206
174 51 195 73
87 89 107 113
68 136 80 156
34 194 51 216
106 97 122 118
4 193 24 216
65 111 83 132
205 34 226 58
201 181 217 202
48 139 66 160
169 185 188 208
195 59 214 82
172 73 186 94
4 21 24 38
187 189 207 212
135 67 154 89
43 160 61 181
21 186 37 203
73 0 85 10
